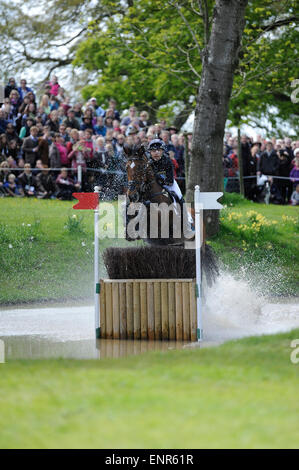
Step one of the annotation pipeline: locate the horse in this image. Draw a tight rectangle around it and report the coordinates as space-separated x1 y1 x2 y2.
124 143 195 246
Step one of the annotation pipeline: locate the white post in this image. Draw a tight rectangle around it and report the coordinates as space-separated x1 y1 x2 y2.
194 185 202 341
94 186 100 338
77 165 82 188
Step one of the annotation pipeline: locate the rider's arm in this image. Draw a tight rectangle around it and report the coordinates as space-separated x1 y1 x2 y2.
165 158 174 185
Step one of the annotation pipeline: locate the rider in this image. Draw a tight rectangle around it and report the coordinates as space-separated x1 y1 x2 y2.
147 139 183 202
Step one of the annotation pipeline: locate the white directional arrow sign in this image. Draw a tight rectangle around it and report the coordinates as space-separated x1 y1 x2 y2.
196 191 223 210
194 185 223 342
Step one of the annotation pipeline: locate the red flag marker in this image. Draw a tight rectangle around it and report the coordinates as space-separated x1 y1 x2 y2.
72 192 99 210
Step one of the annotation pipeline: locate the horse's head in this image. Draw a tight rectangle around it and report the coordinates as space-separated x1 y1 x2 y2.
124 143 149 202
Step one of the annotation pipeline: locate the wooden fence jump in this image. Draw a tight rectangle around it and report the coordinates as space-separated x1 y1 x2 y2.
99 279 197 341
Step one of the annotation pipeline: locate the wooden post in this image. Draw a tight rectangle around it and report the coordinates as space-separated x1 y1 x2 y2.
182 282 190 341
140 282 148 340
161 282 169 340
119 282 127 339
147 282 155 340
105 283 113 339
175 281 183 341
126 282 134 339
154 282 162 340
168 282 176 340
133 282 141 339
112 282 120 339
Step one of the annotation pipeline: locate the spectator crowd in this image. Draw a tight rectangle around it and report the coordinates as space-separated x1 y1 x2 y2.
223 134 299 205
0 75 298 205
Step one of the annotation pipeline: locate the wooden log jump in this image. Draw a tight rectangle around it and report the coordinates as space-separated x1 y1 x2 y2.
99 279 197 341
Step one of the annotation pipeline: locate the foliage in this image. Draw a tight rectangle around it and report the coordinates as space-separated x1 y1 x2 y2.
64 214 86 235
1 1 297 131
73 0 299 132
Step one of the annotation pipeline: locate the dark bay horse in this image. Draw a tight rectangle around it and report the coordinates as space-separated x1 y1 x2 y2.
124 144 195 246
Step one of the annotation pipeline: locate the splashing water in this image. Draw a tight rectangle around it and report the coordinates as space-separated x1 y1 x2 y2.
0 271 298 359
203 271 299 342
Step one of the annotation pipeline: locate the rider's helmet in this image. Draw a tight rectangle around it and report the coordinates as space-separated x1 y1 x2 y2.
148 139 164 151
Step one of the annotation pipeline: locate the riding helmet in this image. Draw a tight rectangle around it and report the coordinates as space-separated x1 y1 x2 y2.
148 139 164 150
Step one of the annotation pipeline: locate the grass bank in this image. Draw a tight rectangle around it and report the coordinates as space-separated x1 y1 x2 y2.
0 329 298 448
0 195 298 304
210 193 299 296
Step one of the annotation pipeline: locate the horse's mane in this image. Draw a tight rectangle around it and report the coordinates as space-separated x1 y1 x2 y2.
123 143 147 160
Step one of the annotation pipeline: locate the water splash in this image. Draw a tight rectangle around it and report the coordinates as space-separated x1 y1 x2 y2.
203 270 299 342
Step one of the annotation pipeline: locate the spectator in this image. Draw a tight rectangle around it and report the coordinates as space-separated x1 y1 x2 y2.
18 163 37 197
94 116 107 136
5 78 18 99
19 118 35 139
104 99 120 120
39 95 51 116
290 184 299 206
46 110 60 133
121 106 137 126
18 79 34 101
50 133 69 169
36 165 56 199
290 155 299 189
63 108 80 130
284 137 294 160
169 150 179 179
59 124 70 142
67 130 88 174
257 141 279 176
22 126 40 166
0 161 11 195
48 75 60 97
277 149 292 204
3 173 24 197
56 167 79 200
88 97 105 117
0 134 10 161
80 116 94 132
0 110 8 134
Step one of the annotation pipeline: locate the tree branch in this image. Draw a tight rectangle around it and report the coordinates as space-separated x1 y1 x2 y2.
52 27 87 47
260 15 298 32
169 1 202 56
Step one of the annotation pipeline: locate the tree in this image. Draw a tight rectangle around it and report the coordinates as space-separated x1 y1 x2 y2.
186 0 248 236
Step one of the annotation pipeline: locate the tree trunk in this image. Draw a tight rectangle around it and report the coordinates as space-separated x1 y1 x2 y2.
186 0 248 237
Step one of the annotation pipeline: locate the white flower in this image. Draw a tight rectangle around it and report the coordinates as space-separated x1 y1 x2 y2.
8 244 12 249
27 223 31 227
30 236 34 241
72 215 77 219
81 241 86 246
22 223 25 226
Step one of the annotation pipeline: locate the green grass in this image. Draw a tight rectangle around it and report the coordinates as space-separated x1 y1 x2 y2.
0 198 132 304
210 193 299 296
0 195 298 304
0 330 298 449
